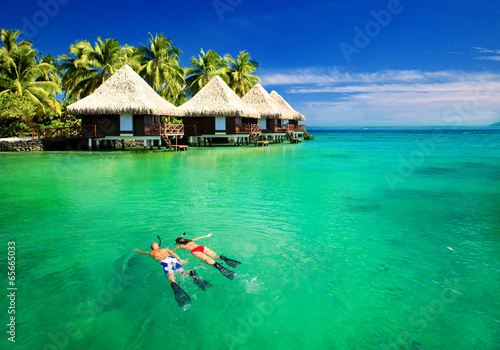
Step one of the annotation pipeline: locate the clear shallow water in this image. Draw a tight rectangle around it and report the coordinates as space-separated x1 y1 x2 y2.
1 128 499 350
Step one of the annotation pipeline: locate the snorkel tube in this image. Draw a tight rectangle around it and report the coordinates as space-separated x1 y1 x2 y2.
157 235 162 247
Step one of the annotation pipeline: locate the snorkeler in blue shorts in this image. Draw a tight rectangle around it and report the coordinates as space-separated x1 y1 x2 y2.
135 241 211 307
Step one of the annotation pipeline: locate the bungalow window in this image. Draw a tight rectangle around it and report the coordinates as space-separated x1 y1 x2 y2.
215 116 226 133
120 114 133 135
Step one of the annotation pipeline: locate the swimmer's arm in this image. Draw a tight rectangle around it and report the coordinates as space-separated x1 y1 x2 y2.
134 249 151 256
167 249 188 264
191 233 213 241
166 249 181 260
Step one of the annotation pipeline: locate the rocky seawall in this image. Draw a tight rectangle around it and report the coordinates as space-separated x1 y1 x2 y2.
0 138 45 152
0 138 154 151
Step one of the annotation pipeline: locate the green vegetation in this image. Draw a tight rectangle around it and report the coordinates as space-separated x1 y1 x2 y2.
184 49 261 98
224 51 261 97
0 30 61 117
137 33 185 102
59 38 128 100
0 92 35 137
0 29 261 137
185 49 226 97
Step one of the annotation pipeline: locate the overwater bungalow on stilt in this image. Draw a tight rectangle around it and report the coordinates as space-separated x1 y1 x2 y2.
66 65 185 150
178 76 263 146
270 91 313 142
241 83 287 144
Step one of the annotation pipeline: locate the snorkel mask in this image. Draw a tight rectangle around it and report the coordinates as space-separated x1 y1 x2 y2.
175 232 187 244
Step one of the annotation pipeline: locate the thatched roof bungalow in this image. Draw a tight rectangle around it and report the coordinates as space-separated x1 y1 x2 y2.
270 90 306 124
67 65 181 139
179 75 260 136
242 83 285 134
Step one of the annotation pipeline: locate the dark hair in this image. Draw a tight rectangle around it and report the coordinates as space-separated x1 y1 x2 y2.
175 237 192 245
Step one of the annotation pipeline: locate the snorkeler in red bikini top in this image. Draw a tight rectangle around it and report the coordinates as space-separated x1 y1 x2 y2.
173 233 241 280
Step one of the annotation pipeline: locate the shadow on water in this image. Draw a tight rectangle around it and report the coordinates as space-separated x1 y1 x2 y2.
413 166 457 175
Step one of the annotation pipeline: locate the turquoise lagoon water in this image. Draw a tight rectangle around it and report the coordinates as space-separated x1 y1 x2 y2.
1 127 499 350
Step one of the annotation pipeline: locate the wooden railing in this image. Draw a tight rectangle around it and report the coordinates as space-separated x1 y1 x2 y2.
145 123 184 136
295 124 306 131
32 125 97 139
285 123 295 131
162 123 184 135
240 124 262 134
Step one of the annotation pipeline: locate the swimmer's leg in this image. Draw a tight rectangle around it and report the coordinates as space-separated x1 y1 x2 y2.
202 247 220 260
167 272 177 283
192 252 234 280
204 247 241 268
192 251 216 265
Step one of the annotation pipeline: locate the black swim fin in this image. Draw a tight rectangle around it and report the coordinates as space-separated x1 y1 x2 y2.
220 255 241 268
171 282 191 307
214 262 235 280
190 270 212 291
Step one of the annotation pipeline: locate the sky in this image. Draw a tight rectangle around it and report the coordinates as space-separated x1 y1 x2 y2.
2 0 500 126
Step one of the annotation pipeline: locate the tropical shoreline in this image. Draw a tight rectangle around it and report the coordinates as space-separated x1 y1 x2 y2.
1 126 499 152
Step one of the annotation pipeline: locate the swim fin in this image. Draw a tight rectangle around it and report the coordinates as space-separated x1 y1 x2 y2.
170 282 191 307
220 255 241 268
214 262 235 280
190 270 212 291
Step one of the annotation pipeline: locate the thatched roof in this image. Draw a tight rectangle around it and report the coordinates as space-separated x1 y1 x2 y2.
241 84 282 119
66 65 181 116
270 91 306 121
179 76 259 118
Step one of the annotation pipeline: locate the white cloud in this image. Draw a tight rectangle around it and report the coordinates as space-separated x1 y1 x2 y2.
476 56 500 61
260 68 472 86
472 47 500 61
473 47 500 54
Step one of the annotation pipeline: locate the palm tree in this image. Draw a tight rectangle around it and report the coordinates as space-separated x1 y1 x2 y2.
37 53 62 88
123 44 142 71
137 33 184 103
0 34 61 115
224 51 260 97
0 29 32 55
185 48 227 97
58 40 92 99
59 38 126 99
